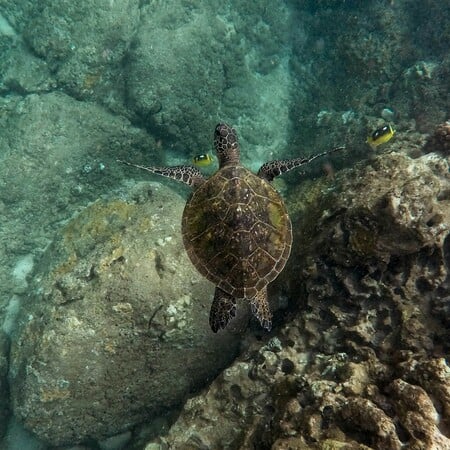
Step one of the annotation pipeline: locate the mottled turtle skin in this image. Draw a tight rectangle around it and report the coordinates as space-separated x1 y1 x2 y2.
119 123 343 332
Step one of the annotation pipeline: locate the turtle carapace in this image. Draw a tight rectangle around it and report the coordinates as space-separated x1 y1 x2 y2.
118 124 344 332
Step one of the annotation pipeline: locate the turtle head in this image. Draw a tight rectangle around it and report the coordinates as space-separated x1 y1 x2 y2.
214 123 240 167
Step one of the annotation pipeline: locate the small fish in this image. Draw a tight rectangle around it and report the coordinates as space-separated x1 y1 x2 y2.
192 153 214 167
366 124 395 149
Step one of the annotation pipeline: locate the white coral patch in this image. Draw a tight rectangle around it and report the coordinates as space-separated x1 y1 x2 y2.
0 13 17 37
12 254 34 283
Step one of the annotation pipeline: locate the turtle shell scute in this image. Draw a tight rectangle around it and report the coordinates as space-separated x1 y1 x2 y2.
182 166 292 297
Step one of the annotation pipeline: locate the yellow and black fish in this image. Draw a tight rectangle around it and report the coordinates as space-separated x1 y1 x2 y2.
192 153 214 167
366 124 395 149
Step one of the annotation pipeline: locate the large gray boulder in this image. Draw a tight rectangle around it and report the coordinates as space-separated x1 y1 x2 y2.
0 91 158 310
0 0 139 109
125 2 227 152
125 1 293 162
9 182 241 446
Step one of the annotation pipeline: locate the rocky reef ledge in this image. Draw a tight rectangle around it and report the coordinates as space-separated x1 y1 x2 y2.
146 150 450 449
6 146 450 449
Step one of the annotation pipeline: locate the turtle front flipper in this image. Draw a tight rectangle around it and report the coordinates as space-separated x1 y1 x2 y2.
250 288 272 331
209 287 236 333
257 146 345 182
117 160 205 188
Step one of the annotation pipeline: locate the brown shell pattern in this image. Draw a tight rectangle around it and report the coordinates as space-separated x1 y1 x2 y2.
182 166 292 298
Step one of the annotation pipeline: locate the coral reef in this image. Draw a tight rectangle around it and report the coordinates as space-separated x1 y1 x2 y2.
397 59 449 132
289 1 449 152
424 121 450 156
9 182 241 446
145 151 450 449
0 1 448 448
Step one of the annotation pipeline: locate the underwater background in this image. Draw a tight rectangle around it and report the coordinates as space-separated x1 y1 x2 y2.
0 0 448 449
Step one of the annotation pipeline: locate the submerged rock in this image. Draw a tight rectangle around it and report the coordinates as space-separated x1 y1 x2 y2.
0 42 54 95
125 1 292 161
1 0 139 109
9 182 240 446
145 151 450 449
125 3 225 151
0 331 10 440
0 91 159 324
424 121 450 156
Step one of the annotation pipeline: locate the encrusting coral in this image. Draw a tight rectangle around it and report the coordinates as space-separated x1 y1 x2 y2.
423 121 450 156
145 147 450 450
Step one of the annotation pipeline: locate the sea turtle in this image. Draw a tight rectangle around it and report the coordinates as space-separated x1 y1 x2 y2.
119 123 343 332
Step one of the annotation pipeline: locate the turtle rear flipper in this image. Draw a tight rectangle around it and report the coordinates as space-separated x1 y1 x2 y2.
209 287 236 333
250 288 272 331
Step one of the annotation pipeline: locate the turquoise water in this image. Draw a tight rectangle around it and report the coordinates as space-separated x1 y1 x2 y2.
0 1 448 449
